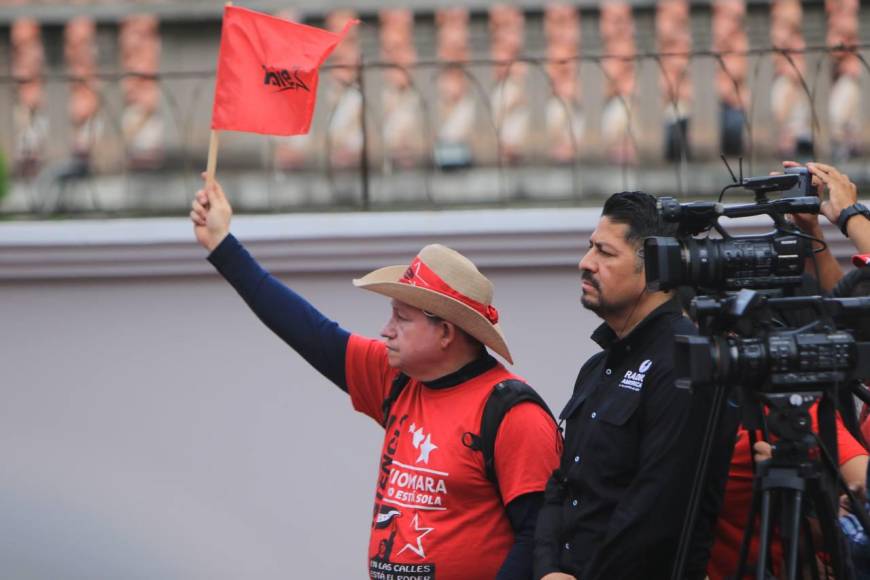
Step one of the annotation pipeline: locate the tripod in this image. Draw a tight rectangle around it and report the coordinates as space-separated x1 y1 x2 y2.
733 392 852 580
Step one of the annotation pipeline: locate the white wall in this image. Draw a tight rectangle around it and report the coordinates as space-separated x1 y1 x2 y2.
0 208 860 579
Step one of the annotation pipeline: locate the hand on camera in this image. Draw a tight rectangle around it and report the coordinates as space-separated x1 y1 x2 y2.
780 161 822 234
805 162 859 226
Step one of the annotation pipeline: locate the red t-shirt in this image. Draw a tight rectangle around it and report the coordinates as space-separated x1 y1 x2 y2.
345 335 561 580
707 404 867 580
861 404 870 444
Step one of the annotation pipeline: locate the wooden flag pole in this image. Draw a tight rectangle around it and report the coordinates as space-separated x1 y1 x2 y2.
205 129 220 185
205 1 232 187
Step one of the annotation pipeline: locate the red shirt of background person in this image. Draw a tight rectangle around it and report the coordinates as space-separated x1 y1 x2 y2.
707 404 868 579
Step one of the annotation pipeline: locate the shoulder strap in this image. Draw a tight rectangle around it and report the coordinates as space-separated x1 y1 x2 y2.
463 379 557 488
381 372 410 427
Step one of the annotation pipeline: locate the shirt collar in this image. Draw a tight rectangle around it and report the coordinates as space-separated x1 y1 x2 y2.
590 297 683 350
423 352 499 389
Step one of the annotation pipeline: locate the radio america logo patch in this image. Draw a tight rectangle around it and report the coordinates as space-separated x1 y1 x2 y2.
619 359 652 391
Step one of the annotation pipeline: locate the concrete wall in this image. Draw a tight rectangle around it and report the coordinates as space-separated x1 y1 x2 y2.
0 209 599 579
0 207 862 579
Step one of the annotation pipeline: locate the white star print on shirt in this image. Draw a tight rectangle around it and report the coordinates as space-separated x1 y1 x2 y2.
408 424 438 464
410 424 425 449
396 513 434 559
417 433 438 464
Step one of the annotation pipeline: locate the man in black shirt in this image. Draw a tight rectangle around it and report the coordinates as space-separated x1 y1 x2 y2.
534 191 706 580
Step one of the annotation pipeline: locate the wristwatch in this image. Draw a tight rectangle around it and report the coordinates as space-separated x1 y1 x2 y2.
837 203 870 237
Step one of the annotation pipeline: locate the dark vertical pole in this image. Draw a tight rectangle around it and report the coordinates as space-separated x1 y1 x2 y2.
358 56 370 210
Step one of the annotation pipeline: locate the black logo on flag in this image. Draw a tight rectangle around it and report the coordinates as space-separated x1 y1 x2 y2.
261 65 310 92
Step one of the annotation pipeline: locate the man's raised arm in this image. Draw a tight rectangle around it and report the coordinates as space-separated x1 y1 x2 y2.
190 176 351 390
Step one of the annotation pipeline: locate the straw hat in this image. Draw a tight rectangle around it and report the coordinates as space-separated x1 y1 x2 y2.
353 244 512 364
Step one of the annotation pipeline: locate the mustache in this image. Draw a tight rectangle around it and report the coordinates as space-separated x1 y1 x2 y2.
581 271 600 291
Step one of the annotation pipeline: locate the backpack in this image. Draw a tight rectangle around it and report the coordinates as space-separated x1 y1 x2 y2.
380 372 557 491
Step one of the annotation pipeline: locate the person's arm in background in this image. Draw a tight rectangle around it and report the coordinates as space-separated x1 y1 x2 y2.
533 472 572 580
495 403 563 580
754 440 867 492
845 218 870 255
497 492 545 580
794 216 843 293
808 162 870 255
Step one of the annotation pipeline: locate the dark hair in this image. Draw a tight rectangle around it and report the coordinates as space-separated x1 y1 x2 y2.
423 310 485 352
601 191 678 246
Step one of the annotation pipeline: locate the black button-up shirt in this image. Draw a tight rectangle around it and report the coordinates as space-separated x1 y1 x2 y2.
535 298 704 580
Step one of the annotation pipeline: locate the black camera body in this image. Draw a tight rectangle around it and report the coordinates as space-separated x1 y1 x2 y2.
657 167 870 580
742 166 817 197
674 293 870 391
644 169 870 393
645 187 820 293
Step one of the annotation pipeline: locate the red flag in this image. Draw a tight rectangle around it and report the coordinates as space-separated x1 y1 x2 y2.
211 6 357 136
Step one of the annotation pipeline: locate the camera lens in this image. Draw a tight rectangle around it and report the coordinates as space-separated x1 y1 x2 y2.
645 235 807 291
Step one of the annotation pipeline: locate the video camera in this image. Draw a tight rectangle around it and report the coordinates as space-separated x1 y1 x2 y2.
675 291 870 391
643 165 870 392
657 166 870 580
645 167 819 292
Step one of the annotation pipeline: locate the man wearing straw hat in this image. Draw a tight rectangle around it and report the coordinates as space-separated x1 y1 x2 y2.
190 177 561 580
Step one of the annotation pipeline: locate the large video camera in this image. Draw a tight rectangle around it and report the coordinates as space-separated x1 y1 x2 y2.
656 167 870 580
676 290 870 391
643 165 870 393
645 167 820 292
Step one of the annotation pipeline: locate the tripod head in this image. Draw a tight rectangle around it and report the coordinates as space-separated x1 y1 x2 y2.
761 392 821 471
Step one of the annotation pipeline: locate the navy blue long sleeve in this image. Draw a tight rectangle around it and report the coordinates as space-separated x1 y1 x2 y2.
207 234 351 390
498 492 544 580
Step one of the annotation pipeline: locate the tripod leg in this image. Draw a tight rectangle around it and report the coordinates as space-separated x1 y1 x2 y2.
782 489 804 580
737 474 765 578
799 514 821 580
757 489 774 580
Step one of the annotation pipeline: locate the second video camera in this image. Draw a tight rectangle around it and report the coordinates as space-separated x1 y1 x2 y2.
644 167 820 292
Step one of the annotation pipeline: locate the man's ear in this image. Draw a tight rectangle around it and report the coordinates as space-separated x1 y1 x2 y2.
634 244 645 273
440 321 456 348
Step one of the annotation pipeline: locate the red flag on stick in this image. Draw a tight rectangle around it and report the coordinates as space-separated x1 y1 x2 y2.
211 6 357 136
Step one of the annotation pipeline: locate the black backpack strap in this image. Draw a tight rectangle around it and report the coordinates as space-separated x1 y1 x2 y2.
381 372 410 427
462 379 557 490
